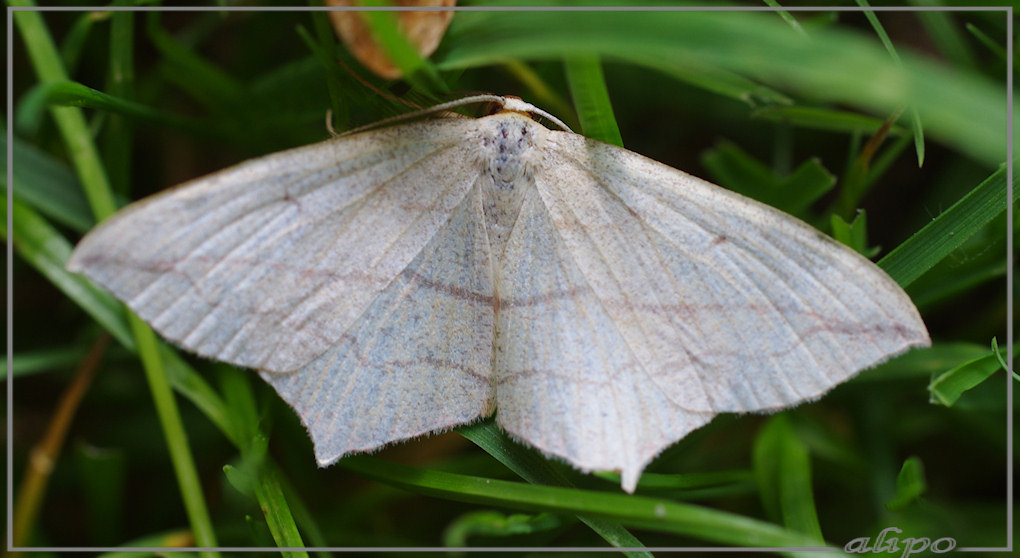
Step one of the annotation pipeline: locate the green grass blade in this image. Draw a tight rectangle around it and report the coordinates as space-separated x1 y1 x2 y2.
459 421 650 555
221 368 307 554
700 140 834 218
145 12 245 116
854 342 990 383
878 164 1014 287
160 347 234 445
439 10 1004 166
965 22 1006 63
855 1 926 166
643 57 793 107
103 7 134 195
8 199 132 346
863 132 912 193
751 105 906 135
128 312 221 554
564 55 623 146
339 455 841 552
12 3 117 220
305 14 349 131
59 11 102 75
908 107 925 166
23 80 228 140
503 60 577 128
272 464 332 554
885 456 926 511
354 1 447 95
856 0 901 64
3 130 92 233
12 3 219 551
5 346 105 381
458 420 574 487
6 198 232 438
444 510 564 546
96 529 196 556
991 338 1018 382
831 211 876 257
753 415 824 540
911 257 1006 309
929 347 1009 406
760 0 806 35
599 469 755 493
913 3 977 68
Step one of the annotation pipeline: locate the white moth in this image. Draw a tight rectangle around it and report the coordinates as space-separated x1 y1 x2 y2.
67 95 929 492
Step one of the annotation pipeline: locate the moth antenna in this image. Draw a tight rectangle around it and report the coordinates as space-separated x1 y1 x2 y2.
325 109 338 137
342 95 574 136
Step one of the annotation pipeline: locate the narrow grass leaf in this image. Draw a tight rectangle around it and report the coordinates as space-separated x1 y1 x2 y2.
221 368 307 553
990 338 1018 382
12 4 117 220
640 56 793 107
355 5 447 95
8 199 232 437
129 310 222 553
878 164 1015 287
3 131 92 233
915 8 977 68
503 60 576 128
565 55 623 146
145 12 245 116
863 132 912 193
831 211 879 258
911 258 1007 308
761 0 806 36
909 108 925 167
598 469 754 493
777 158 836 216
753 415 824 540
443 511 564 547
339 455 839 551
305 15 349 130
223 464 253 498
838 110 899 219
854 342 989 383
885 456 926 511
965 22 1006 63
5 346 103 380
458 420 573 487
9 199 131 346
272 465 333 555
14 6 219 548
701 140 778 202
701 140 833 216
103 8 134 195
439 10 1005 165
159 347 234 444
855 2 926 166
96 529 196 556
751 105 905 135
929 346 1009 406
24 80 225 140
459 421 650 555
59 10 103 75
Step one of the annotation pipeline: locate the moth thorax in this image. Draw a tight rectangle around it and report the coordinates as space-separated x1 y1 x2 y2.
479 121 539 259
485 119 536 189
